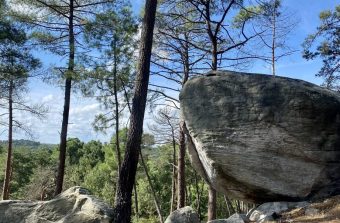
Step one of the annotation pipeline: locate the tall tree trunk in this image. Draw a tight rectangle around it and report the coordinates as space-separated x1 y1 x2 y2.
208 185 217 220
140 150 164 223
112 0 157 222
271 1 276 77
177 123 186 208
113 37 122 202
208 44 218 218
170 129 177 213
55 0 74 196
2 80 13 200
177 40 189 208
113 36 121 172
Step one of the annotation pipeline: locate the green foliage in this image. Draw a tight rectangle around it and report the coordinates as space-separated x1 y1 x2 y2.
82 140 105 167
80 2 138 132
83 162 116 205
10 148 37 198
137 145 173 217
233 0 283 28
303 5 340 90
233 6 261 28
0 145 57 199
63 137 119 205
0 18 41 98
66 138 84 165
0 132 247 222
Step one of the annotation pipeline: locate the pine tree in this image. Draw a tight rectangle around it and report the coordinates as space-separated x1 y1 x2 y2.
303 5 340 90
112 0 158 222
0 20 42 200
11 0 115 195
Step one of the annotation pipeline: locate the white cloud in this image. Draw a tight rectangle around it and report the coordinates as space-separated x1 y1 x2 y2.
42 94 54 103
70 103 100 115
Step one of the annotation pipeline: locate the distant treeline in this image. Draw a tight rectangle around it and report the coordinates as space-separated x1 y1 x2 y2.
0 139 55 149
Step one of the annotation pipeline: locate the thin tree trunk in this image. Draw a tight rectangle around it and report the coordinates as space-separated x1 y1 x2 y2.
272 1 276 76
194 173 201 220
113 36 121 172
208 42 218 218
177 37 190 209
55 0 74 196
112 0 157 222
225 197 231 217
170 130 177 213
211 40 218 70
177 124 186 208
224 195 235 216
208 184 217 221
140 150 164 223
133 183 139 220
236 200 241 213
2 79 13 200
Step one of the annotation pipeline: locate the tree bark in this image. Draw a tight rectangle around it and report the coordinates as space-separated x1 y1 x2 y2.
133 182 139 220
2 79 13 200
112 0 157 222
236 200 241 213
224 195 235 216
170 129 177 213
55 0 74 196
271 0 276 76
113 36 121 172
194 172 203 220
177 123 186 208
177 40 189 208
208 37 218 218
211 39 218 70
208 184 217 221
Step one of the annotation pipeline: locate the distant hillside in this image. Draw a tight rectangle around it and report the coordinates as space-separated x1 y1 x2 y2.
0 139 56 149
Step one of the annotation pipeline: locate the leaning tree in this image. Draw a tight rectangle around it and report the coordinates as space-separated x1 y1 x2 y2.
112 0 158 222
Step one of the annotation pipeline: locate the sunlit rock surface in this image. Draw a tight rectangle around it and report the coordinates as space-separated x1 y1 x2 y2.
0 186 113 223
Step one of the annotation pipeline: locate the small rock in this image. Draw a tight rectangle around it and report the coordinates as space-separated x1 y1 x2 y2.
165 206 200 223
249 201 309 222
208 213 248 223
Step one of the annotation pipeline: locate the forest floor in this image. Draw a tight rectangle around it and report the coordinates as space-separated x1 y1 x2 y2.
278 195 340 222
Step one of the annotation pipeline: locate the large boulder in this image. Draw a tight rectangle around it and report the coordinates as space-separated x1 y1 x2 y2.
165 206 200 223
0 186 114 223
180 70 340 203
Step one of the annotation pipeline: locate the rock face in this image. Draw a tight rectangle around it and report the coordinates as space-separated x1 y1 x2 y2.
180 70 340 203
164 206 200 223
0 187 114 223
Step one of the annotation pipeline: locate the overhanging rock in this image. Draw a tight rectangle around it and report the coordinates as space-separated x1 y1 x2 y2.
180 70 340 203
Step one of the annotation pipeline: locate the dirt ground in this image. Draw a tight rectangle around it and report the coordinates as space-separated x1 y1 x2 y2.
278 195 340 223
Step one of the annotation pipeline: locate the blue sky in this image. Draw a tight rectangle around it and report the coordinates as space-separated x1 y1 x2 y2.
0 0 338 144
